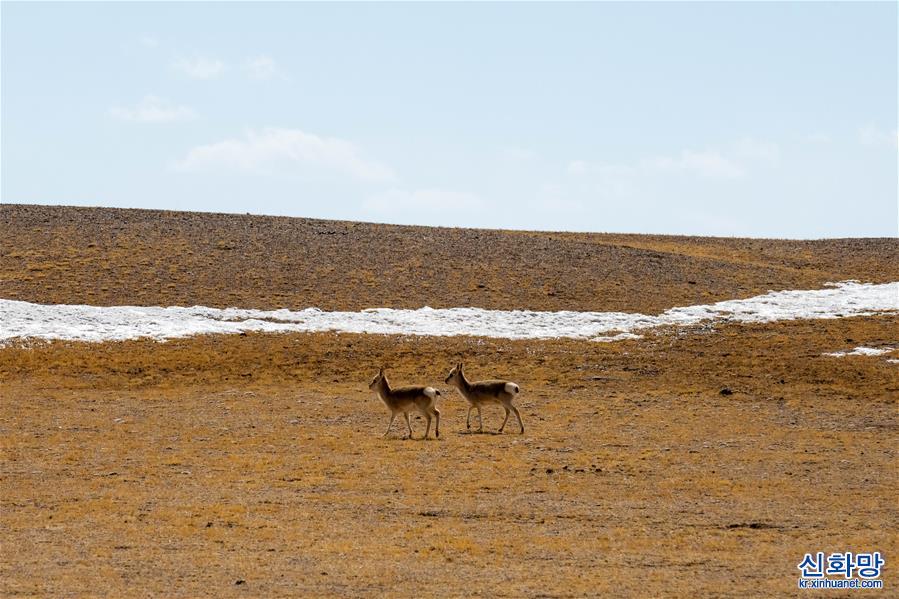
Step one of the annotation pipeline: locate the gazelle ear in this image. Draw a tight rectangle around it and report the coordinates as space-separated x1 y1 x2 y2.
379 367 384 375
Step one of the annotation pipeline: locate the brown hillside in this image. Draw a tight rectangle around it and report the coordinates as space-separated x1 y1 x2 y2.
2 204 896 312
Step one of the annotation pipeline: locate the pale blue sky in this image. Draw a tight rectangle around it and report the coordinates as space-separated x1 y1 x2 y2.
2 1 897 237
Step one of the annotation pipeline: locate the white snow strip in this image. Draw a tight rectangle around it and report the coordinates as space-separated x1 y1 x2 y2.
0 281 896 345
824 346 895 357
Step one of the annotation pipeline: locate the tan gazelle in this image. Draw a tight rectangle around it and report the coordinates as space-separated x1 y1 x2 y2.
445 362 524 434
369 368 441 439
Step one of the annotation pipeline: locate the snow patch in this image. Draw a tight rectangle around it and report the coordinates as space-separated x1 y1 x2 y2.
824 346 895 357
0 281 896 344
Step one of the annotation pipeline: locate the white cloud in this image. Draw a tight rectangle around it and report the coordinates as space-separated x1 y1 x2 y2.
859 124 899 147
174 127 396 182
363 188 482 214
171 54 286 81
242 55 285 80
109 95 195 123
172 56 226 79
561 140 785 215
645 150 744 178
570 149 745 181
498 145 536 163
591 164 639 198
567 160 588 175
567 137 784 183
733 138 780 163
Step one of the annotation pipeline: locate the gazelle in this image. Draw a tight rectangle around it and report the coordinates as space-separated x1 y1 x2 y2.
444 362 524 434
369 368 441 440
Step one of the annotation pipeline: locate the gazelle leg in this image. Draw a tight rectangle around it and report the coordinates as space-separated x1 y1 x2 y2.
511 405 524 434
476 406 483 432
383 413 396 437
423 412 432 440
499 406 510 433
403 412 412 439
466 405 473 430
433 408 440 439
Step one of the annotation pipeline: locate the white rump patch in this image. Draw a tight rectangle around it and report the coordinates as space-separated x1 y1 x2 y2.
505 382 519 394
424 387 438 400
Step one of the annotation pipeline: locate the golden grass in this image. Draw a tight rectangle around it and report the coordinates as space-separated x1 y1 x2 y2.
1 205 896 596
1 316 896 597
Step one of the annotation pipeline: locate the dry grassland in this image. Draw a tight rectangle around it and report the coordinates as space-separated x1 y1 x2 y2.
1 205 897 597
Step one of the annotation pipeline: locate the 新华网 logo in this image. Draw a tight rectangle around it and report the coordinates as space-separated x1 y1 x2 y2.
797 552 884 590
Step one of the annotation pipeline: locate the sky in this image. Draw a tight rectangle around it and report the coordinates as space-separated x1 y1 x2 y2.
2 1 897 238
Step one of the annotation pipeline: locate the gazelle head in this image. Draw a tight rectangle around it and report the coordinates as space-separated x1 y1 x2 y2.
369 367 386 391
444 361 464 385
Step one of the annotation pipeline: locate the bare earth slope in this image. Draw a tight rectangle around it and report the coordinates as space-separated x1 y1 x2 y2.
1 204 897 597
2 203 897 312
